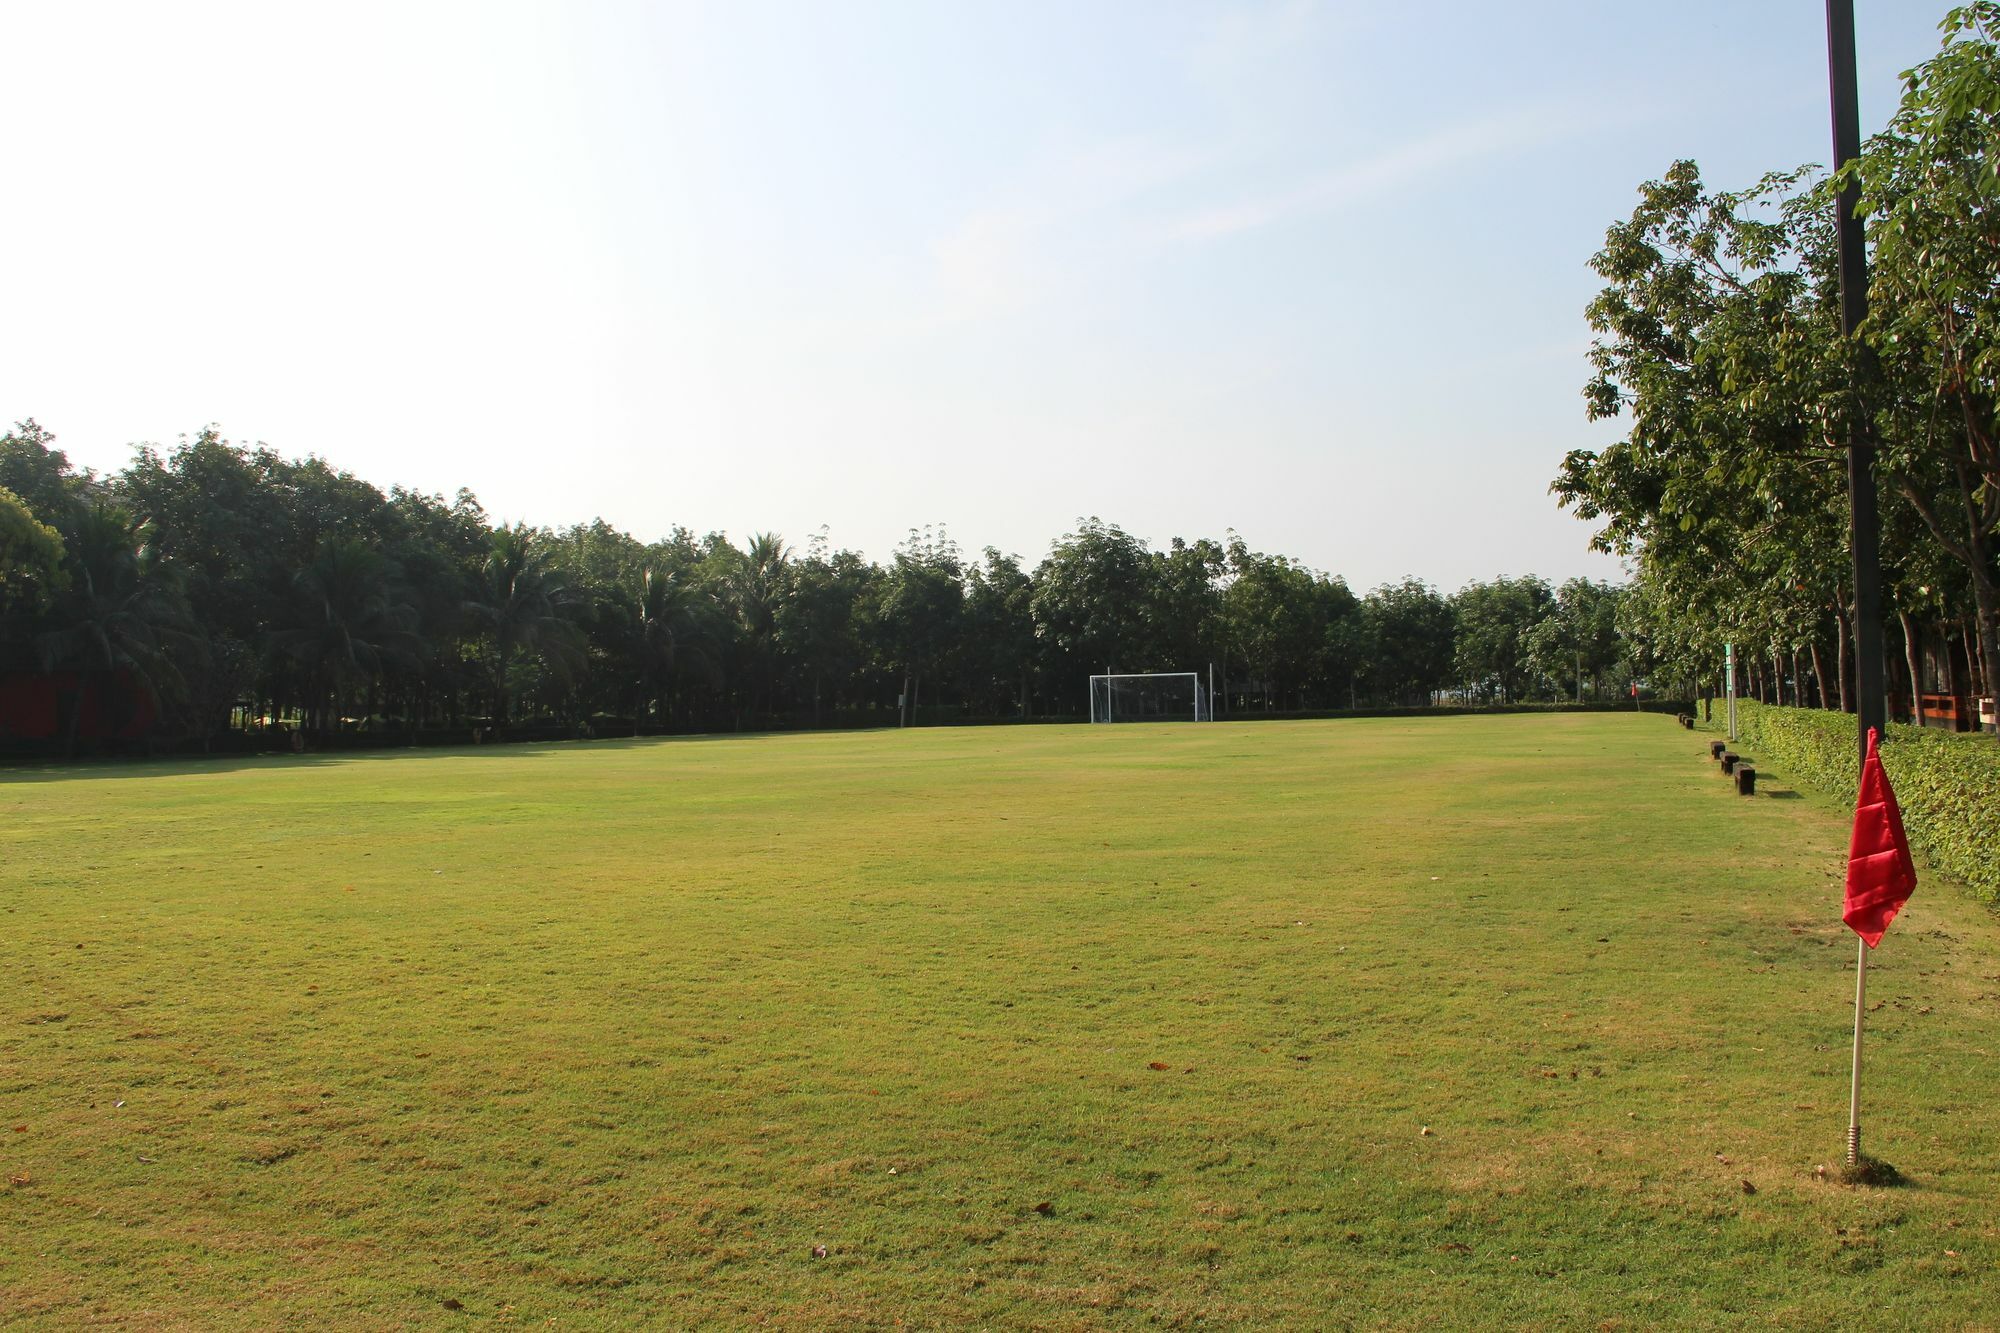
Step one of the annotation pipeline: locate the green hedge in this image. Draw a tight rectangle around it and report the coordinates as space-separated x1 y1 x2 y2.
1701 700 2000 903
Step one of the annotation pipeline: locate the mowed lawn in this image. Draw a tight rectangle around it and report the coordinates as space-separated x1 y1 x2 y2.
4 715 1998 1328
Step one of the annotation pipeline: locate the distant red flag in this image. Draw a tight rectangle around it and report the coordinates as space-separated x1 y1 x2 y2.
1844 727 1917 948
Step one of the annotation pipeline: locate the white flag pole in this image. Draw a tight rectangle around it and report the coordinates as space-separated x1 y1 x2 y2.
1848 936 1867 1165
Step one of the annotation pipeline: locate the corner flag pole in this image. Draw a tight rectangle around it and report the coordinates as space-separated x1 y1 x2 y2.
1849 933 1867 1165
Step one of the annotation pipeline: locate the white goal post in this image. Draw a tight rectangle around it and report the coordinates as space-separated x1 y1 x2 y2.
1089 672 1211 722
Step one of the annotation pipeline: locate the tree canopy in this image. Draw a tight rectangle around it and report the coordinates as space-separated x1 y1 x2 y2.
1555 6 2000 717
0 422 1643 752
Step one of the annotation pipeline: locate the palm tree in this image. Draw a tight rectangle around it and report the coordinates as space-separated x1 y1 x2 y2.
731 532 789 720
35 504 198 755
631 565 719 726
463 526 582 731
268 538 423 736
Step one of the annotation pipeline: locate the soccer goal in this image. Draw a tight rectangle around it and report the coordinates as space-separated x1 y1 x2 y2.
1089 672 1211 723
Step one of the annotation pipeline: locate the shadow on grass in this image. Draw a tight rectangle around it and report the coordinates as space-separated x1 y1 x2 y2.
0 729 882 785
1838 1156 1910 1189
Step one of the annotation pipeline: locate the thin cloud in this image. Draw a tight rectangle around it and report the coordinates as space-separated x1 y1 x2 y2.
1165 106 1588 243
915 137 1213 328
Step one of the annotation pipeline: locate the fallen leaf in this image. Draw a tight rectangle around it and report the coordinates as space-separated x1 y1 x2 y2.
1033 1201 1054 1216
1420 1126 1434 1137
137 1155 157 1164
1147 1062 1171 1071
1740 1180 1756 1195
441 1297 464 1311
9 1125 24 1133
7 1172 28 1187
811 1244 828 1258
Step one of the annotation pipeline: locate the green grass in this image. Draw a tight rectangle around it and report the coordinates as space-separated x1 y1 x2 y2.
4 715 1998 1327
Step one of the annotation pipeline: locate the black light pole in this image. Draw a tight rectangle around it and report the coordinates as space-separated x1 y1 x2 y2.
1825 0 1887 764
1827 0 1891 1171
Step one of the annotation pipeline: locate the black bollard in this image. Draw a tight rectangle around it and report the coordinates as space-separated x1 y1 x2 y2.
1736 765 1757 796
1710 740 1727 760
1721 752 1739 775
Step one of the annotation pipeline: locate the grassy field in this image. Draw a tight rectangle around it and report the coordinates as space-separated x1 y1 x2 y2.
4 714 1998 1328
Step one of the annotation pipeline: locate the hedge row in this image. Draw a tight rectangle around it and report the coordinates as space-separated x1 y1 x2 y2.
1702 700 2000 903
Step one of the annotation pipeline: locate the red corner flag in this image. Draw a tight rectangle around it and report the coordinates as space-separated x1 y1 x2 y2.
1844 727 1917 948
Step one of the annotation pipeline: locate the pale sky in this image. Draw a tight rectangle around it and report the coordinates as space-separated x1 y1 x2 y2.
0 1 1948 589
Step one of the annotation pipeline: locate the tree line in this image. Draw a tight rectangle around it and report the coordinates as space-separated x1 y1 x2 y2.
0 422 1640 752
1556 4 2000 724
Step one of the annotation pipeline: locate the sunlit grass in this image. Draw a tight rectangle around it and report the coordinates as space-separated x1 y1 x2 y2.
4 715 1997 1326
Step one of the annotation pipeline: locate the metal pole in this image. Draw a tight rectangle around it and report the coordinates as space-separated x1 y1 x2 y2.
1726 642 1737 741
1848 936 1868 1165
1826 0 1887 767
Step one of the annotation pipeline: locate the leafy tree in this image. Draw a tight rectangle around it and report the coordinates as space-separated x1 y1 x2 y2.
1453 577 1555 703
1223 537 1343 710
777 532 878 725
1151 538 1227 678
1851 2 2000 701
1029 518 1158 710
0 486 65 612
959 548 1036 717
875 526 964 722
0 419 93 521
1362 579 1455 706
1526 579 1625 701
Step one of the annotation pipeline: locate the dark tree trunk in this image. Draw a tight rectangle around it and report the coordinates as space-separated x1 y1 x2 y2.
1901 612 1925 728
1972 576 2000 712
1834 603 1852 714
1946 623 1966 726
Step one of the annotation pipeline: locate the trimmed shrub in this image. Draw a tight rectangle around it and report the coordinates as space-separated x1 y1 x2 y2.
1702 700 2000 903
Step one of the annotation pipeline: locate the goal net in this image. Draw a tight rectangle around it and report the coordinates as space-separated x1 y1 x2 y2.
1089 672 1211 722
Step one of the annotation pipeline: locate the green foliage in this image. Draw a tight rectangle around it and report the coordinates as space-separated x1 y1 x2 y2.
1560 11 2000 702
2 425 1639 752
1707 699 2000 902
1360 577 1455 706
0 485 65 610
1451 576 1555 702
